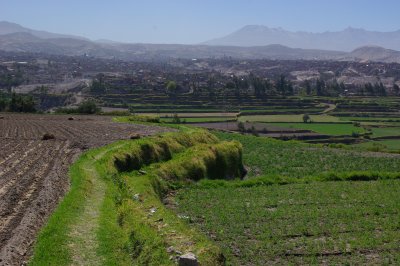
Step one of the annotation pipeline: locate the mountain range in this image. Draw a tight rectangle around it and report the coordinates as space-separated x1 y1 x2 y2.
0 21 400 63
205 25 400 52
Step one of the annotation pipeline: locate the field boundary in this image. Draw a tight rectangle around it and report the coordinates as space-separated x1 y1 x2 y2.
30 128 244 265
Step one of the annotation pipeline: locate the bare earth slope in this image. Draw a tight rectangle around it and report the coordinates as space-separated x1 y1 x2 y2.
0 114 171 265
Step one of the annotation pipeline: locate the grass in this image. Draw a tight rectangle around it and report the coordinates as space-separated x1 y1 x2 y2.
354 140 400 151
214 132 400 179
267 122 365 135
160 117 236 123
170 131 400 264
340 116 400 122
30 128 243 265
175 180 400 265
239 114 341 123
29 146 111 265
369 127 400 138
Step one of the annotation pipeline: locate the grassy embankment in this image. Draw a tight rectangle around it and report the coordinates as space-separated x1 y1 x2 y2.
30 128 244 265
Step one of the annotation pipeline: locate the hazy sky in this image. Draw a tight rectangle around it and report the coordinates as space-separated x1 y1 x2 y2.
1 0 399 44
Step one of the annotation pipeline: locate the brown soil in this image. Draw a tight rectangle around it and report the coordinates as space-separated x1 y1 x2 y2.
0 114 172 265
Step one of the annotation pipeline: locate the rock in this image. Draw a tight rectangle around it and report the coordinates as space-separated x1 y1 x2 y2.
166 246 175 253
149 207 157 215
178 252 198 266
138 170 147 175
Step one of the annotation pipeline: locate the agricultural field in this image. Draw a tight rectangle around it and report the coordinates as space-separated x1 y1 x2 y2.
267 122 364 135
368 126 400 138
174 132 400 265
214 132 400 179
238 114 341 123
0 114 169 265
354 140 400 151
176 180 400 265
160 116 236 123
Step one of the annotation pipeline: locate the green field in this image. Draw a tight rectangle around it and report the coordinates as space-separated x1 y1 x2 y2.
176 180 400 265
239 114 341 123
340 116 400 122
160 117 236 123
355 140 400 151
174 132 400 264
214 132 400 179
370 127 400 138
268 122 364 135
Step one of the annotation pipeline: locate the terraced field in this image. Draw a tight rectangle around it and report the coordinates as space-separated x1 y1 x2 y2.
0 114 170 265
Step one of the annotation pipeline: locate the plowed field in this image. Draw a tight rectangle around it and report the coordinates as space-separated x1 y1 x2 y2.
0 114 170 265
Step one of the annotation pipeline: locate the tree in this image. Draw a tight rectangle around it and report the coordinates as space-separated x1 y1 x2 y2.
237 121 245 132
276 75 287 96
172 113 181 123
166 80 177 93
304 80 312 95
302 114 311 123
315 79 325 96
8 93 36 113
77 100 100 114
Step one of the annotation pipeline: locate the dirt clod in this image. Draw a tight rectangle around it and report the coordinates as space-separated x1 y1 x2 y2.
130 133 141 140
42 133 55 140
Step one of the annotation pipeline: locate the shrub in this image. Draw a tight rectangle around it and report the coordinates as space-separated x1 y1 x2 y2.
172 113 181 124
302 114 311 123
237 121 245 132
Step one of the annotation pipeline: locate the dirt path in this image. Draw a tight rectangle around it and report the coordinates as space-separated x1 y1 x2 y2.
0 114 172 265
67 149 109 266
321 103 337 114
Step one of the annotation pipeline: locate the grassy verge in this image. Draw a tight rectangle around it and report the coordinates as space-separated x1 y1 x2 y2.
30 128 244 265
29 147 106 265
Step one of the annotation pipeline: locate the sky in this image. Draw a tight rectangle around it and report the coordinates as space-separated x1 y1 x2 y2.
1 0 399 44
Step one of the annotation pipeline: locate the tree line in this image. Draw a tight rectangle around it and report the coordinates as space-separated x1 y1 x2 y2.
0 92 36 112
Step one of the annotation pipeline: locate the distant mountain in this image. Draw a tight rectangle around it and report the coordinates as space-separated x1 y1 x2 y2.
204 25 400 52
0 21 400 63
0 32 346 61
0 21 89 41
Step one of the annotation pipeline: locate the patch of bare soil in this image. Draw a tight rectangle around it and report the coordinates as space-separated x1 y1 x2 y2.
0 114 172 265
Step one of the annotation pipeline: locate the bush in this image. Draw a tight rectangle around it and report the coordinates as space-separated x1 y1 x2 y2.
172 113 181 124
302 114 311 123
77 100 100 114
237 121 245 132
56 100 100 114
